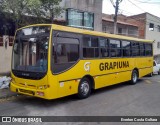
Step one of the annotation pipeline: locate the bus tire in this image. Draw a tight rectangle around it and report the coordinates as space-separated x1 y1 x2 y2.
77 77 91 99
130 70 138 85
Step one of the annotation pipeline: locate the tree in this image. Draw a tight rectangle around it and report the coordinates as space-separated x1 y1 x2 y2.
0 0 38 28
0 0 63 29
34 0 63 23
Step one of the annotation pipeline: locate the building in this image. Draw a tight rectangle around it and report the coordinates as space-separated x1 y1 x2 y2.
130 13 160 62
102 13 160 61
57 0 102 32
102 14 139 37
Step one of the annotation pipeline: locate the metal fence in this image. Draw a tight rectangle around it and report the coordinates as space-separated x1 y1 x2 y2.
9 36 14 46
0 36 14 47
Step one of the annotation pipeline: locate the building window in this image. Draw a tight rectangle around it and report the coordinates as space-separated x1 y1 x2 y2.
84 12 94 29
157 42 160 48
67 9 94 30
157 25 160 32
89 0 94 4
102 26 107 33
149 23 154 31
68 9 83 27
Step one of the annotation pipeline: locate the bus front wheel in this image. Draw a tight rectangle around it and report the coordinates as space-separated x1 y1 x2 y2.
77 77 91 99
130 70 138 85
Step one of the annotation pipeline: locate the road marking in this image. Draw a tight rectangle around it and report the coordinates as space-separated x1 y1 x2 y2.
144 80 152 84
157 81 160 83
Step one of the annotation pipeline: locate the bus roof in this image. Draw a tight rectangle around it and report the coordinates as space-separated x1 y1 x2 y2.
52 24 153 43
17 24 153 43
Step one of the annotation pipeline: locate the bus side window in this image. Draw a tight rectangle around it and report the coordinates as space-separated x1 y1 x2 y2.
140 43 145 56
99 37 109 57
122 40 131 57
110 39 121 57
83 36 99 58
56 37 79 63
52 36 80 73
145 43 152 56
132 42 140 56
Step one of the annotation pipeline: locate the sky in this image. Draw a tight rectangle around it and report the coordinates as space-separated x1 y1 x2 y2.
102 0 160 17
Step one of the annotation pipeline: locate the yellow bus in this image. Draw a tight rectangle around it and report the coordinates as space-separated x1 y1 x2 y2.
10 24 153 99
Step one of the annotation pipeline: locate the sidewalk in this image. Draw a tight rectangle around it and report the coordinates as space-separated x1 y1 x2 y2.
0 88 18 99
0 75 18 98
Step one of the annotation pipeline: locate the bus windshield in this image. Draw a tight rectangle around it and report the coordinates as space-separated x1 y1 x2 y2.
12 26 51 74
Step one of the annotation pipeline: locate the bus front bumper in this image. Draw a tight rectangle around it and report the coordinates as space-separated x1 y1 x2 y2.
10 82 52 99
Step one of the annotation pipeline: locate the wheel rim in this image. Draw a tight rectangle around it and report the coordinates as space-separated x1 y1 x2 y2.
133 72 137 83
80 81 89 96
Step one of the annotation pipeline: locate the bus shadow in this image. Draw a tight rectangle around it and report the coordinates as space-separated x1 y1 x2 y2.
91 81 134 96
13 79 144 107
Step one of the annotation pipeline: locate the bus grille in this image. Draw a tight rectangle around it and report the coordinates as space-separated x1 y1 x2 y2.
18 83 36 89
19 89 35 95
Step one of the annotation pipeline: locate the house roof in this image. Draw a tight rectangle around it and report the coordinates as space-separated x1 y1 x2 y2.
102 17 138 27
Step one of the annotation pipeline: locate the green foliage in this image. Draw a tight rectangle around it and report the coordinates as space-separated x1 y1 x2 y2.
0 0 63 28
36 0 63 22
0 0 32 27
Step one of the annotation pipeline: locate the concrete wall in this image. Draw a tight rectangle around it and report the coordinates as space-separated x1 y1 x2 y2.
59 0 102 32
128 14 146 39
0 36 12 75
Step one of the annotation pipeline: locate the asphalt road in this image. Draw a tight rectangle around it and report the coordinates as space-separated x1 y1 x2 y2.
0 75 160 125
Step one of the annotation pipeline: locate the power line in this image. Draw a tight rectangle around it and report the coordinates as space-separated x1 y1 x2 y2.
134 0 160 4
110 0 115 7
127 0 146 12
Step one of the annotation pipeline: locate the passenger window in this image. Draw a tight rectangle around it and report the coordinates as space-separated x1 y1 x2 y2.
52 33 80 74
83 36 99 58
145 43 152 56
132 42 140 56
55 37 79 63
99 38 109 57
140 43 145 56
110 39 121 57
122 41 131 57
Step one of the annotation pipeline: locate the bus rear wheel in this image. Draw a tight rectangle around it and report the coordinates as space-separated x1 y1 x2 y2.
149 72 153 77
130 70 138 85
77 77 91 99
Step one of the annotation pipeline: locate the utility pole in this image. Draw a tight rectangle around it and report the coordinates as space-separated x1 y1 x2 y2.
113 0 122 34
